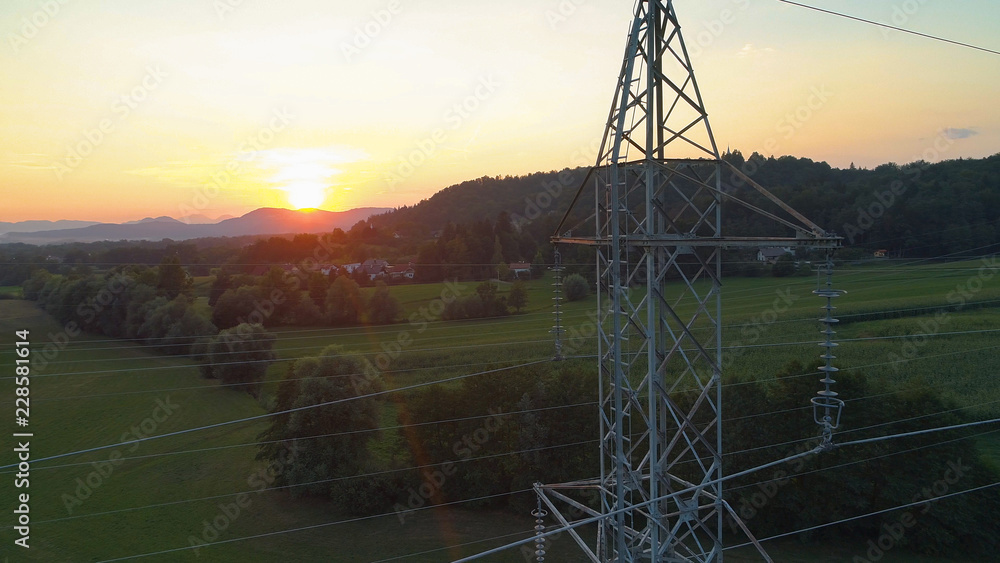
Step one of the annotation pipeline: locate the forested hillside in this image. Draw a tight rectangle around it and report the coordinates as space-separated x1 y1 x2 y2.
370 151 1000 258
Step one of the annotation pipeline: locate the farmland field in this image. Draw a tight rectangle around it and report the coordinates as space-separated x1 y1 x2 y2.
0 285 23 299
1 258 997 561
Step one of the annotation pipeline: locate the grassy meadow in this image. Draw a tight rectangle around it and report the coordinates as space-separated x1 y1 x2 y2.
0 258 997 561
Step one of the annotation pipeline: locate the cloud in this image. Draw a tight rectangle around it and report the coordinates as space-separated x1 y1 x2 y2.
942 127 978 140
0 152 57 171
736 43 776 58
124 145 368 191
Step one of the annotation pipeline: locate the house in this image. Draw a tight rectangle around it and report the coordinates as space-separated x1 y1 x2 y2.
387 263 416 281
362 258 389 280
341 263 362 274
874 249 887 258
510 262 532 278
756 247 793 264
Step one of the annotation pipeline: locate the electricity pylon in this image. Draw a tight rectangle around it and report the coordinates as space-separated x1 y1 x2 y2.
543 1 841 561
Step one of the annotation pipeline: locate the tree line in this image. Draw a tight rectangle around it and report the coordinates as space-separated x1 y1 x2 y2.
254 351 1000 558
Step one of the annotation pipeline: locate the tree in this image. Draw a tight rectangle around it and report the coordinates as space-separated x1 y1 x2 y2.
22 269 52 301
289 292 325 326
772 254 796 277
723 360 1000 557
325 276 363 325
416 242 443 282
531 249 547 279
307 271 331 306
367 281 401 325
208 269 233 307
156 255 191 299
257 346 382 496
508 280 528 313
491 236 506 280
212 286 263 330
256 266 298 323
564 273 589 302
137 296 216 355
476 281 508 317
204 323 277 396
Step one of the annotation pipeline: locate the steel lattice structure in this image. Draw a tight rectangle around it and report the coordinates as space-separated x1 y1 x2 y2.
543 1 841 561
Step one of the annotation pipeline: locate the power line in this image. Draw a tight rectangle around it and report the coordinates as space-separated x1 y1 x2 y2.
6 339 563 381
15 401 596 474
837 417 1000 448
450 443 1000 562
15 320 1000 384
32 439 596 526
0 359 550 470
94 488 537 563
8 318 586 365
723 481 1000 553
10 356 566 405
367 529 544 563
728 427 1000 495
775 0 1000 56
0 306 585 349
725 397 1000 460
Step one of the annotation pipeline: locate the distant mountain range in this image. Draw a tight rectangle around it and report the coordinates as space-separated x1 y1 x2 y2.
0 219 102 234
0 207 392 245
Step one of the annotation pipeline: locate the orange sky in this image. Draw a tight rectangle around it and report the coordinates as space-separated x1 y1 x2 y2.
1 0 998 223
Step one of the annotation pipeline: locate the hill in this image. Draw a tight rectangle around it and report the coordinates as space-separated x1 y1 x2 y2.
368 152 1000 259
0 207 392 244
0 219 101 235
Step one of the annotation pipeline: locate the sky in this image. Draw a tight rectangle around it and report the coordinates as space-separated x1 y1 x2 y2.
1 0 998 223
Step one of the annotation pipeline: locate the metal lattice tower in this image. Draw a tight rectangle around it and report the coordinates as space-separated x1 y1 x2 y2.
541 1 841 561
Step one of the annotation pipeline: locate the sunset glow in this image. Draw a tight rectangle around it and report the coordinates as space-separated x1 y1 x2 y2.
0 1 997 222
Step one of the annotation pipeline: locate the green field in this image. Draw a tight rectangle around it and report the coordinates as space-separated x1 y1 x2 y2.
1 260 997 561
0 285 23 299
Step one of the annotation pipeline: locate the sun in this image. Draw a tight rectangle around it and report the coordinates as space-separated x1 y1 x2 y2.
283 180 327 209
257 146 367 210
271 161 331 209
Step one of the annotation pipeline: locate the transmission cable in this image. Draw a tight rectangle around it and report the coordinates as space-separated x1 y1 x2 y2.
0 359 549 470
775 0 1000 56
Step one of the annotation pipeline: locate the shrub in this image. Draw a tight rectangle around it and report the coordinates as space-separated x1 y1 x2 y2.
564 273 589 301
